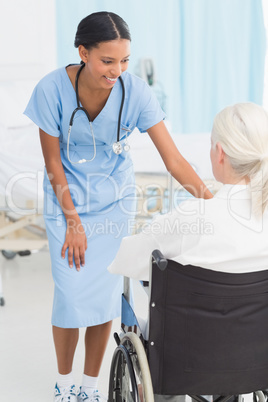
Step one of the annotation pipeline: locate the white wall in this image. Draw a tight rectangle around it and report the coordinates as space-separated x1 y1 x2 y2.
0 0 57 82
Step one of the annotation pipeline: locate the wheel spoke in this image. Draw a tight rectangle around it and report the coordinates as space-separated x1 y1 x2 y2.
108 333 154 402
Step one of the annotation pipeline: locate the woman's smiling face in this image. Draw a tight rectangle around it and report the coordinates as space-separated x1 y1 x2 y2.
79 39 131 90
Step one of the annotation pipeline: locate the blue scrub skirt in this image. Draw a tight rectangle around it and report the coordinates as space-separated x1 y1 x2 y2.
45 201 135 329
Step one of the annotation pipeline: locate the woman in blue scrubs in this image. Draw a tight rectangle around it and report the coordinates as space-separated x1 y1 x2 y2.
25 11 212 402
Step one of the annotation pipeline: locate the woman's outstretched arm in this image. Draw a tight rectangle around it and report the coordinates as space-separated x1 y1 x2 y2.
147 121 213 199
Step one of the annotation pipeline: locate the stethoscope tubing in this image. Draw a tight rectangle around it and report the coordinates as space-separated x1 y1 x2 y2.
117 75 125 143
66 63 126 163
69 62 125 141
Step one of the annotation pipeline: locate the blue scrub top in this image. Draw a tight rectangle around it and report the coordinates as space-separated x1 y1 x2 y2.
24 67 166 218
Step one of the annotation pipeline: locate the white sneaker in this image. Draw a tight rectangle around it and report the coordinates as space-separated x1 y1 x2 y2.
54 383 77 401
77 388 107 402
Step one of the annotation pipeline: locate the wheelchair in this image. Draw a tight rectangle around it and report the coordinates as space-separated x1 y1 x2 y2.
108 250 268 402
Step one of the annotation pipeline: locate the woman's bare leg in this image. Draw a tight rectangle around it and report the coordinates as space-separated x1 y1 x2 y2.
84 321 113 376
53 326 79 374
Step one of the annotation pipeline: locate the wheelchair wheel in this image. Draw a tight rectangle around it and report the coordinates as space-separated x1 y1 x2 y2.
253 391 266 402
108 332 154 402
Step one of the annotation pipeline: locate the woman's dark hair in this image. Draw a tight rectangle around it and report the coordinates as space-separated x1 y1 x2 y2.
74 11 131 50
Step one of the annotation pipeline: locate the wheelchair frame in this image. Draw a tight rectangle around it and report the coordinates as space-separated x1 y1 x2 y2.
108 250 267 402
108 275 154 402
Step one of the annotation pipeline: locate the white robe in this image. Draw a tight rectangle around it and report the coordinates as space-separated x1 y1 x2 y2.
108 184 268 281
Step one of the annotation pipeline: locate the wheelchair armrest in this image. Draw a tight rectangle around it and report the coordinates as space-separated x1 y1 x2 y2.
152 249 168 271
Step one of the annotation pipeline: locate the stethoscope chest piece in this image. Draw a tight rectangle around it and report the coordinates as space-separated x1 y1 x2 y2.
123 142 130 152
112 142 123 155
112 138 130 155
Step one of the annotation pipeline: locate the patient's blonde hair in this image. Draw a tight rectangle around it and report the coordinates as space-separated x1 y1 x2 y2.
211 102 268 216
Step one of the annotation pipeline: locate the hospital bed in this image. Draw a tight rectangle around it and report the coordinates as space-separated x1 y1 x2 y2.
0 118 47 258
0 80 48 304
108 250 268 402
0 80 48 259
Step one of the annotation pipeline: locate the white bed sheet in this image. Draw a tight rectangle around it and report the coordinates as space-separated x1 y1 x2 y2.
0 123 44 212
0 80 44 213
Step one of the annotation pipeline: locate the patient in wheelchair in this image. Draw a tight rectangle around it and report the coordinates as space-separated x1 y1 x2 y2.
108 102 268 401
109 102 268 279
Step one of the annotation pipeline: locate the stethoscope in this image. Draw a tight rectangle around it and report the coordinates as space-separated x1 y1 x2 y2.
67 62 129 164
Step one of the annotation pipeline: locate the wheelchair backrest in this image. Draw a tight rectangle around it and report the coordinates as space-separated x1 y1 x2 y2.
148 260 268 396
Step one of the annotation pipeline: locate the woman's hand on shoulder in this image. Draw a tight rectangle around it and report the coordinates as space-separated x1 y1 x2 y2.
61 216 88 271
